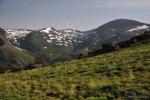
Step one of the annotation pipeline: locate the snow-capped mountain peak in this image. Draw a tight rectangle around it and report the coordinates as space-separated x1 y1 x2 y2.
5 29 31 45
40 27 55 33
39 27 76 46
5 29 31 38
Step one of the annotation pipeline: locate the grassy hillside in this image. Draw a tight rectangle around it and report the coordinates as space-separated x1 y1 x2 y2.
0 41 150 100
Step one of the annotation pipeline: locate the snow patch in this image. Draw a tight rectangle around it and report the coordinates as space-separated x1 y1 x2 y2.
128 25 149 32
40 27 52 33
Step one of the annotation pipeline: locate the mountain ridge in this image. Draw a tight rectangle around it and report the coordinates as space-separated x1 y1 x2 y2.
1 19 150 71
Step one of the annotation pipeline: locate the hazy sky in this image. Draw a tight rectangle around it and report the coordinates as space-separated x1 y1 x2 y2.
0 0 150 30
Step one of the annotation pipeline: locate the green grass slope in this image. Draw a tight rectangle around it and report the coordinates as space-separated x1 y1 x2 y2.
0 41 150 100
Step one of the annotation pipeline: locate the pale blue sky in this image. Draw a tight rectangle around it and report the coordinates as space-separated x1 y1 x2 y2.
0 0 150 31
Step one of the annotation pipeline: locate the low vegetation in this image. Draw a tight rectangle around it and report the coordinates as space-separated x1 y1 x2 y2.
0 41 150 100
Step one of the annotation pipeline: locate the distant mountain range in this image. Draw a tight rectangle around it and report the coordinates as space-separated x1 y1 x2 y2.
1 19 150 72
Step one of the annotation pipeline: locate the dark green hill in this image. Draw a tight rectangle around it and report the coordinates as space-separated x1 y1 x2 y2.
75 19 150 53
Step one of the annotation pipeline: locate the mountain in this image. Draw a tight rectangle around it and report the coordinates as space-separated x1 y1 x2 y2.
0 28 39 73
0 37 149 99
18 27 76 63
74 19 150 53
3 19 150 64
15 27 88 63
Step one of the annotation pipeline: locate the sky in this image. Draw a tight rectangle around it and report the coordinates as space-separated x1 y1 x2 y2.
0 0 150 31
